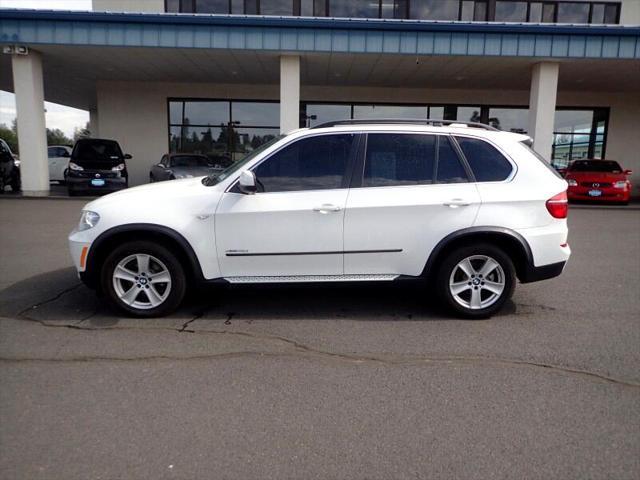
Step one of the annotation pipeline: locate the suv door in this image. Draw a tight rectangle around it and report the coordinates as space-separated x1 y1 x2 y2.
215 133 359 278
344 132 481 276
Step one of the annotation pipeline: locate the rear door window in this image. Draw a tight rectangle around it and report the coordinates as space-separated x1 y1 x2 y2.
455 136 513 182
363 133 436 187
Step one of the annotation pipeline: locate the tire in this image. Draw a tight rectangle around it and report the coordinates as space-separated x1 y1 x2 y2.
149 174 154 183
101 241 187 318
436 243 515 319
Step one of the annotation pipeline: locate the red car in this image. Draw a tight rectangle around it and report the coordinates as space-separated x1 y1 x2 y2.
563 160 632 204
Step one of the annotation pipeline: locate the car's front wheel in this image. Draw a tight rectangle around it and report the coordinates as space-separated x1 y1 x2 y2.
436 244 515 319
101 241 187 317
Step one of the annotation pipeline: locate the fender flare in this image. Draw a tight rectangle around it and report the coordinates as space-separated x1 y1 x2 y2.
421 226 534 278
82 223 206 288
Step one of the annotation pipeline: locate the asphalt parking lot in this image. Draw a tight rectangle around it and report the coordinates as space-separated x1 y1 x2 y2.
0 198 639 480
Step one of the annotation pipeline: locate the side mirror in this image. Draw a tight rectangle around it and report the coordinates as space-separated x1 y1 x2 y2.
238 170 257 194
124 154 133 160
624 169 632 175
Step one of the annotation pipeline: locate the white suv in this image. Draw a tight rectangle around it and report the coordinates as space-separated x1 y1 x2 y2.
69 120 570 318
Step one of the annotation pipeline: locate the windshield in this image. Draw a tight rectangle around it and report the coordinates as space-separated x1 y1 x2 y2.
202 135 284 186
569 160 622 173
171 155 209 168
73 140 123 162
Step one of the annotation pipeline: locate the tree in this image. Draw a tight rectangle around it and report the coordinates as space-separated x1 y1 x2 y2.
73 122 91 142
46 128 72 146
0 120 18 153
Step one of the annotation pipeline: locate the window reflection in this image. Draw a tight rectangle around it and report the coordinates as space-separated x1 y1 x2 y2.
305 104 351 127
353 104 428 119
495 1 528 21
410 0 459 20
330 0 379 18
169 100 280 163
488 108 529 133
557 2 590 23
195 0 229 14
261 0 294 15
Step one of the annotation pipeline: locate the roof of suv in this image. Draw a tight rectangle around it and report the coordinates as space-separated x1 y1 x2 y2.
296 121 531 144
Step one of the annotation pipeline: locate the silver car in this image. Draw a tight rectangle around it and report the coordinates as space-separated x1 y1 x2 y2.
149 153 223 182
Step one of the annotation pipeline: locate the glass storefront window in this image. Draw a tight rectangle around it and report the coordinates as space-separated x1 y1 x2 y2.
195 0 230 14
410 0 460 20
232 102 280 127
495 1 528 21
381 0 407 19
169 101 183 124
353 104 428 119
488 108 529 133
260 0 294 15
170 100 280 163
183 101 229 126
305 104 351 127
554 110 593 133
456 107 482 123
329 0 380 18
557 2 590 23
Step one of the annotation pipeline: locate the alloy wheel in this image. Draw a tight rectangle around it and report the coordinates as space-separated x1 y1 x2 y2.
448 255 506 310
112 253 172 310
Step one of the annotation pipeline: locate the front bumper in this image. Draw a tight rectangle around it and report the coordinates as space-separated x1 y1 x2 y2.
66 172 127 194
568 186 630 202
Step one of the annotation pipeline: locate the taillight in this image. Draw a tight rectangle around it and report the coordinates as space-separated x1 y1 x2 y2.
546 191 568 219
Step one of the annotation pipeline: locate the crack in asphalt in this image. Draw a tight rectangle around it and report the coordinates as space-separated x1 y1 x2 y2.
2 315 639 388
16 283 83 319
5 286 640 389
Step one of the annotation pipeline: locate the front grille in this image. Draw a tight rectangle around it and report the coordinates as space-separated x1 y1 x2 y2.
73 170 119 179
580 182 612 188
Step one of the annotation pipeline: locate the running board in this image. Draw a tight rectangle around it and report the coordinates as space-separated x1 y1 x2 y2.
224 274 399 284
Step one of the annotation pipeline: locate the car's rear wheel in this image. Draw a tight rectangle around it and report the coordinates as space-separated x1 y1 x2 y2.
436 244 515 319
101 241 186 317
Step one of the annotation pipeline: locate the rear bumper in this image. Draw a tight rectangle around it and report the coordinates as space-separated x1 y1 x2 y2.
520 260 567 283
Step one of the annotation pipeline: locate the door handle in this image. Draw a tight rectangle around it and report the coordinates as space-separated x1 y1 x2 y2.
443 198 472 208
313 204 342 214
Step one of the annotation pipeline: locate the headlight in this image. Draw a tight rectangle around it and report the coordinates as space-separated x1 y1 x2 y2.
567 179 577 187
13 159 20 167
78 211 100 231
112 163 125 171
69 162 84 171
614 181 628 189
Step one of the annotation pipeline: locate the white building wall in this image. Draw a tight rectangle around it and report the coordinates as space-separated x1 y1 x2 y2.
96 81 640 196
92 0 164 12
621 0 640 24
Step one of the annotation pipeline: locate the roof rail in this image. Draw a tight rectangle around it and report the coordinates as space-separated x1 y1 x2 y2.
311 118 500 132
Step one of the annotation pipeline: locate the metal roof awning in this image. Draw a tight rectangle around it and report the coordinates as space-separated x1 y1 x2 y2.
1 9 639 59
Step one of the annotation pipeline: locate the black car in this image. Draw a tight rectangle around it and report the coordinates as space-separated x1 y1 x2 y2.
66 139 131 196
0 138 20 193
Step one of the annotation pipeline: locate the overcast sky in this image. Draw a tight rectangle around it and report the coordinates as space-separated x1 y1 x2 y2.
0 0 92 137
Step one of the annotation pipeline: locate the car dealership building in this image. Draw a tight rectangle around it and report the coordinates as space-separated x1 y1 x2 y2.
1 0 638 195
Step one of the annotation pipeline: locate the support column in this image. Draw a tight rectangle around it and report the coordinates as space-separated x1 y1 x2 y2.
280 55 300 133
528 62 559 161
89 108 99 137
12 49 49 196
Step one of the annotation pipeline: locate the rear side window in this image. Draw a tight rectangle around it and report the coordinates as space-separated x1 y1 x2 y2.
364 133 436 187
456 137 513 182
253 134 354 192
